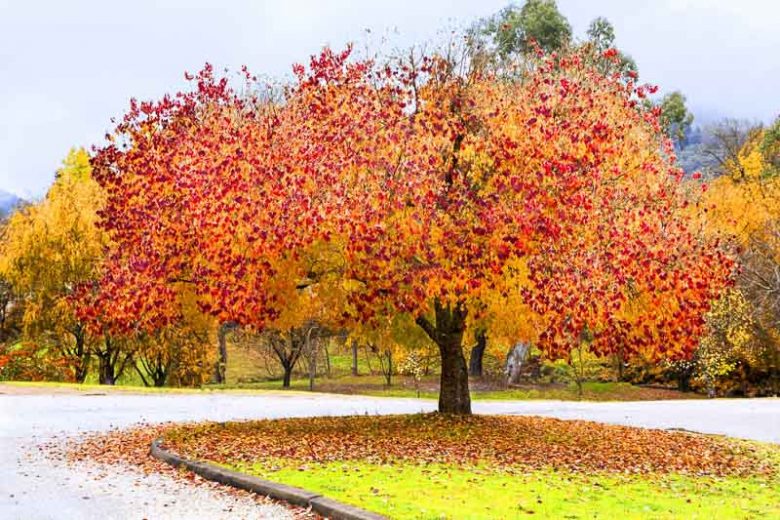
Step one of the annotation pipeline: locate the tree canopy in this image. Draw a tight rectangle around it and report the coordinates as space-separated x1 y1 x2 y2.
88 43 733 413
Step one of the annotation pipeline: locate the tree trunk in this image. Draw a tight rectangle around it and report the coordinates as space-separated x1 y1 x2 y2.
216 325 228 383
282 365 293 388
677 367 692 392
380 349 393 387
70 326 90 383
98 355 116 385
468 330 487 377
214 322 232 384
95 335 131 386
153 368 167 387
438 329 470 414
387 351 392 386
505 342 530 385
416 301 471 415
73 333 90 383
306 326 318 391
614 347 626 382
351 341 359 376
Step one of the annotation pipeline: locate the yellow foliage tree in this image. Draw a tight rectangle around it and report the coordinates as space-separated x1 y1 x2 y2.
693 121 780 395
698 128 780 244
0 148 108 382
696 289 758 396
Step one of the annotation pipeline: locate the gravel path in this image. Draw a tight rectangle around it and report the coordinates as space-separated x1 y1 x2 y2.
1 387 777 519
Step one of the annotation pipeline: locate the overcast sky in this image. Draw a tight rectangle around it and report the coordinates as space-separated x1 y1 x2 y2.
1 0 778 198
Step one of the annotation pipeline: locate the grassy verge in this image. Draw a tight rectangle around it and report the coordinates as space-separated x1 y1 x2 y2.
206 378 697 401
1 378 701 401
160 414 779 520
236 461 779 519
225 346 699 401
0 380 311 396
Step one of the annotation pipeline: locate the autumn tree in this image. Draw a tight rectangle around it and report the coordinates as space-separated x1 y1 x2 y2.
695 115 780 394
465 258 540 378
700 119 764 178
740 223 780 393
696 288 759 396
91 45 731 414
295 47 730 413
0 148 108 382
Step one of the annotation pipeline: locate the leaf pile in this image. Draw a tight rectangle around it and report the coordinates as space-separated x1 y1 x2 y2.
47 422 317 519
59 422 170 473
160 414 776 477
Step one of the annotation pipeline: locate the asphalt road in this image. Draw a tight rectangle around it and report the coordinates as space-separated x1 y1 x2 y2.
1 388 778 519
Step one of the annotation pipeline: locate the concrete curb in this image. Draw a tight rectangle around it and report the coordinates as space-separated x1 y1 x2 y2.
150 439 387 520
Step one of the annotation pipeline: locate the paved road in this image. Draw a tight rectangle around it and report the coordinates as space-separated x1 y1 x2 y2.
1 389 778 519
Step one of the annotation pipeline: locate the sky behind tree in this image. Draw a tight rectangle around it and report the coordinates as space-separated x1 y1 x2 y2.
1 0 778 198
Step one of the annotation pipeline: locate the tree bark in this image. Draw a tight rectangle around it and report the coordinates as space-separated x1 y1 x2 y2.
468 330 487 378
98 354 116 385
95 335 132 385
416 300 471 415
67 325 91 383
282 364 293 388
438 328 470 414
214 322 234 384
351 341 359 376
505 342 530 385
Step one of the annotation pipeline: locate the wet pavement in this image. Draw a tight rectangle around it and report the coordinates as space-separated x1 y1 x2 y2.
1 388 777 519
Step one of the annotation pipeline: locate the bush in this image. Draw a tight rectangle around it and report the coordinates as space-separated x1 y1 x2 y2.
0 341 74 381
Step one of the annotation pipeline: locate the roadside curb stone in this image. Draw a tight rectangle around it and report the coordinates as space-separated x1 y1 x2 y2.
150 439 387 520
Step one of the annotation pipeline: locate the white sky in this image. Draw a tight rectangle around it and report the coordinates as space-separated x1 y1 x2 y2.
1 0 778 198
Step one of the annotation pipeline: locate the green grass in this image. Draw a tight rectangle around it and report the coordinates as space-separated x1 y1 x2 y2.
476 381 700 401
235 460 779 519
0 380 314 396
2 377 698 404
209 378 693 402
1 380 204 393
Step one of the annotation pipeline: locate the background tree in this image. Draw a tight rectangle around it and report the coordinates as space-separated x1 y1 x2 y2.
584 16 638 80
761 116 780 172
472 0 572 63
701 119 763 178
0 148 108 382
739 222 780 394
694 115 780 395
658 91 694 147
695 289 759 396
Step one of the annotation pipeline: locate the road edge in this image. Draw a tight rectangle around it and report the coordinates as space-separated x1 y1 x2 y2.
150 439 387 520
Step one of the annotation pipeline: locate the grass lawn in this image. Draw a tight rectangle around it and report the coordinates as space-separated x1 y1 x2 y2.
218 347 699 401
0 378 699 402
161 414 780 520
237 462 778 519
3 345 697 402
207 377 696 401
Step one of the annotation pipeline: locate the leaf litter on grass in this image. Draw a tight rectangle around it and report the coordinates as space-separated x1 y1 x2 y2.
65 414 777 478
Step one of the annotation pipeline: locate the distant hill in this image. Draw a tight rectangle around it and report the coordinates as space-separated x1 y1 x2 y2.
0 190 23 217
